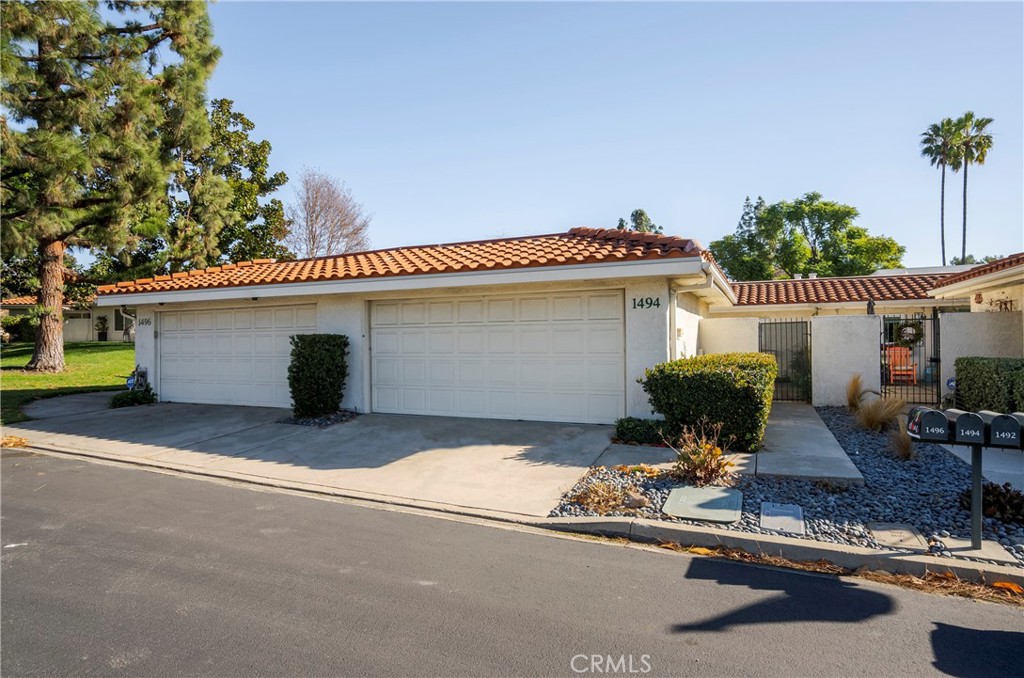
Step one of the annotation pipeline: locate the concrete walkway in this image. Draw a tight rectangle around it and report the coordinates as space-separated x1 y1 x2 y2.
756 402 864 484
4 399 614 517
592 403 863 485
943 445 1024 491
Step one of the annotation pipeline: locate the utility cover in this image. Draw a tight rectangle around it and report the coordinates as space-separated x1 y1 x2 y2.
760 502 805 535
662 486 742 523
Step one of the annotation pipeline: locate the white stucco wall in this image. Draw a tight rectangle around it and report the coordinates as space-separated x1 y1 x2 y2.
673 292 701 359
317 295 368 412
810 315 882 406
698 317 760 354
940 311 1024 395
969 283 1024 313
133 306 156 385
624 279 672 418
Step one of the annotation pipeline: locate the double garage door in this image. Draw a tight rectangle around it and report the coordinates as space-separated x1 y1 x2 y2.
157 291 626 424
370 291 625 424
158 305 317 408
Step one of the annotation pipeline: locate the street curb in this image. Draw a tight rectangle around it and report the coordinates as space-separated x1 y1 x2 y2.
11 442 1024 589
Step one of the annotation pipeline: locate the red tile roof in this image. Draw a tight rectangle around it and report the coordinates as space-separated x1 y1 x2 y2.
931 252 1024 288
1 295 95 308
1 295 38 307
732 273 952 306
97 228 710 297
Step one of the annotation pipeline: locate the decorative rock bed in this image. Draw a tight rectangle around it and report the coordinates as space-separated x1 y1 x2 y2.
278 410 358 427
550 406 1024 567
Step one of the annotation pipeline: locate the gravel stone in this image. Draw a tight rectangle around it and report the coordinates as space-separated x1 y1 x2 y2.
549 406 1024 567
278 410 358 428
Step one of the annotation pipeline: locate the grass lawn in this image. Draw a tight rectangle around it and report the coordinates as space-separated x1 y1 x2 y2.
1 342 135 425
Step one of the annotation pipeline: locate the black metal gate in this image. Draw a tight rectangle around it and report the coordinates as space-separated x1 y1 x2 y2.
759 318 812 402
880 312 941 405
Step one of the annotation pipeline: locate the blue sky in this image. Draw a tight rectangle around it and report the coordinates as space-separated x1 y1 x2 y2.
206 1 1023 268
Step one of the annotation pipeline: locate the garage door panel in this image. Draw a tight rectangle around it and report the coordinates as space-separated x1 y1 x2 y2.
401 388 427 413
158 304 316 408
427 330 455 353
402 359 426 384
371 291 624 424
487 299 515 322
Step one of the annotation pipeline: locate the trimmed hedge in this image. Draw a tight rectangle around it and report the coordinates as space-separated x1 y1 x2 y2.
613 417 669 445
639 352 778 451
955 357 1024 413
288 334 350 417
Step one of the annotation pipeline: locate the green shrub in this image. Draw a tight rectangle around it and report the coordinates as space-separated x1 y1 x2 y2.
613 417 669 445
110 385 156 409
288 334 350 417
1 315 36 343
955 357 1024 412
639 352 777 451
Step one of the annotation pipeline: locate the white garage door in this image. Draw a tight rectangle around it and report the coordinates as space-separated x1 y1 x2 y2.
371 291 625 424
158 305 317 408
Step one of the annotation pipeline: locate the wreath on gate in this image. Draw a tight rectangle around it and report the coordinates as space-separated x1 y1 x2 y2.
894 319 924 349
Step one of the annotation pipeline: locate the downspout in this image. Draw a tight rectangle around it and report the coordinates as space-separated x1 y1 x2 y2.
669 262 716 360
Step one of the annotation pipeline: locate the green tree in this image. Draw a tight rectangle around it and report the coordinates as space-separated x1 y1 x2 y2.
206 99 291 263
920 117 959 266
710 193 905 281
950 254 1002 265
616 208 664 234
950 112 994 262
0 1 220 370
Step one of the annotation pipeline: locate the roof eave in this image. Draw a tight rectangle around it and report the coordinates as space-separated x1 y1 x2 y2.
94 257 708 306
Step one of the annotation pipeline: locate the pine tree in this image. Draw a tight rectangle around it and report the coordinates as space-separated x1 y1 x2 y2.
0 1 220 371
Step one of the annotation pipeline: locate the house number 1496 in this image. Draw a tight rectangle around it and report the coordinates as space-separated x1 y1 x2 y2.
631 297 661 309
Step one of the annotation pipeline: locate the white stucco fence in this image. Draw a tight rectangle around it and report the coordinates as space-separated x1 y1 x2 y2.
939 311 1024 393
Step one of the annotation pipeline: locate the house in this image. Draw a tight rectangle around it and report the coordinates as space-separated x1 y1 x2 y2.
95 229 1018 420
929 252 1024 313
1 295 136 343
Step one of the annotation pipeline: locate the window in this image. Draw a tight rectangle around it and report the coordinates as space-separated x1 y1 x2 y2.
114 308 135 332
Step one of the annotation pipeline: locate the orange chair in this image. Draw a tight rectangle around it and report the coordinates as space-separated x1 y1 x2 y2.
885 346 918 384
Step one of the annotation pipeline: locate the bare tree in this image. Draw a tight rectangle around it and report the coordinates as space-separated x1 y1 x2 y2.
284 168 371 258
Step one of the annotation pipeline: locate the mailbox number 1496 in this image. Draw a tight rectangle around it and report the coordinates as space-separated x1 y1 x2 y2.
632 297 661 309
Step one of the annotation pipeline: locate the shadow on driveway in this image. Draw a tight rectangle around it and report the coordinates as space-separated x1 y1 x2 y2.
6 402 613 516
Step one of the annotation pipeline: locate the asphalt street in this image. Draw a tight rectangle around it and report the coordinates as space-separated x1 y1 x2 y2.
2 450 1021 677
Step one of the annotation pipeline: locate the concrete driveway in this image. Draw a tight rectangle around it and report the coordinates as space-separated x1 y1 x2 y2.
4 401 619 516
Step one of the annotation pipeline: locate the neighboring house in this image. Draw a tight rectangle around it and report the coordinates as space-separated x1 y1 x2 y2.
1 296 136 343
929 252 1024 313
94 229 1015 421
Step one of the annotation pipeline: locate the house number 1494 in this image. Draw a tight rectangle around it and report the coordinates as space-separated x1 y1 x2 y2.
631 297 661 309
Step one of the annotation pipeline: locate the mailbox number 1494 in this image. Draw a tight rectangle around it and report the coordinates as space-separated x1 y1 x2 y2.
632 297 661 309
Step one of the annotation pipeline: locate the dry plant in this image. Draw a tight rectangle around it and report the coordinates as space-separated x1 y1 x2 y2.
569 480 628 514
666 419 735 486
1 436 29 448
285 167 371 258
856 397 905 432
889 417 915 460
846 373 878 412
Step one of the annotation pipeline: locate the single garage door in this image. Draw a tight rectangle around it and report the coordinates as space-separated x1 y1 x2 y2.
371 291 625 424
158 305 317 408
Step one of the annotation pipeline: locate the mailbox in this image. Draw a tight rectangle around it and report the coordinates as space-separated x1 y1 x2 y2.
907 406 953 442
978 411 1023 450
952 410 986 445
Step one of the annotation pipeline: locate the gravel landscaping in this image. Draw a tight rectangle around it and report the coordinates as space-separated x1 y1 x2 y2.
551 406 1024 567
278 410 358 427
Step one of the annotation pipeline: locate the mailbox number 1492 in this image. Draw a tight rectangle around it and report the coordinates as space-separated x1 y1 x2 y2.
632 297 661 309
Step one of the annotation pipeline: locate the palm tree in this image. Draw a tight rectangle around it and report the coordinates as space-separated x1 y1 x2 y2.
919 118 959 266
950 112 995 262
